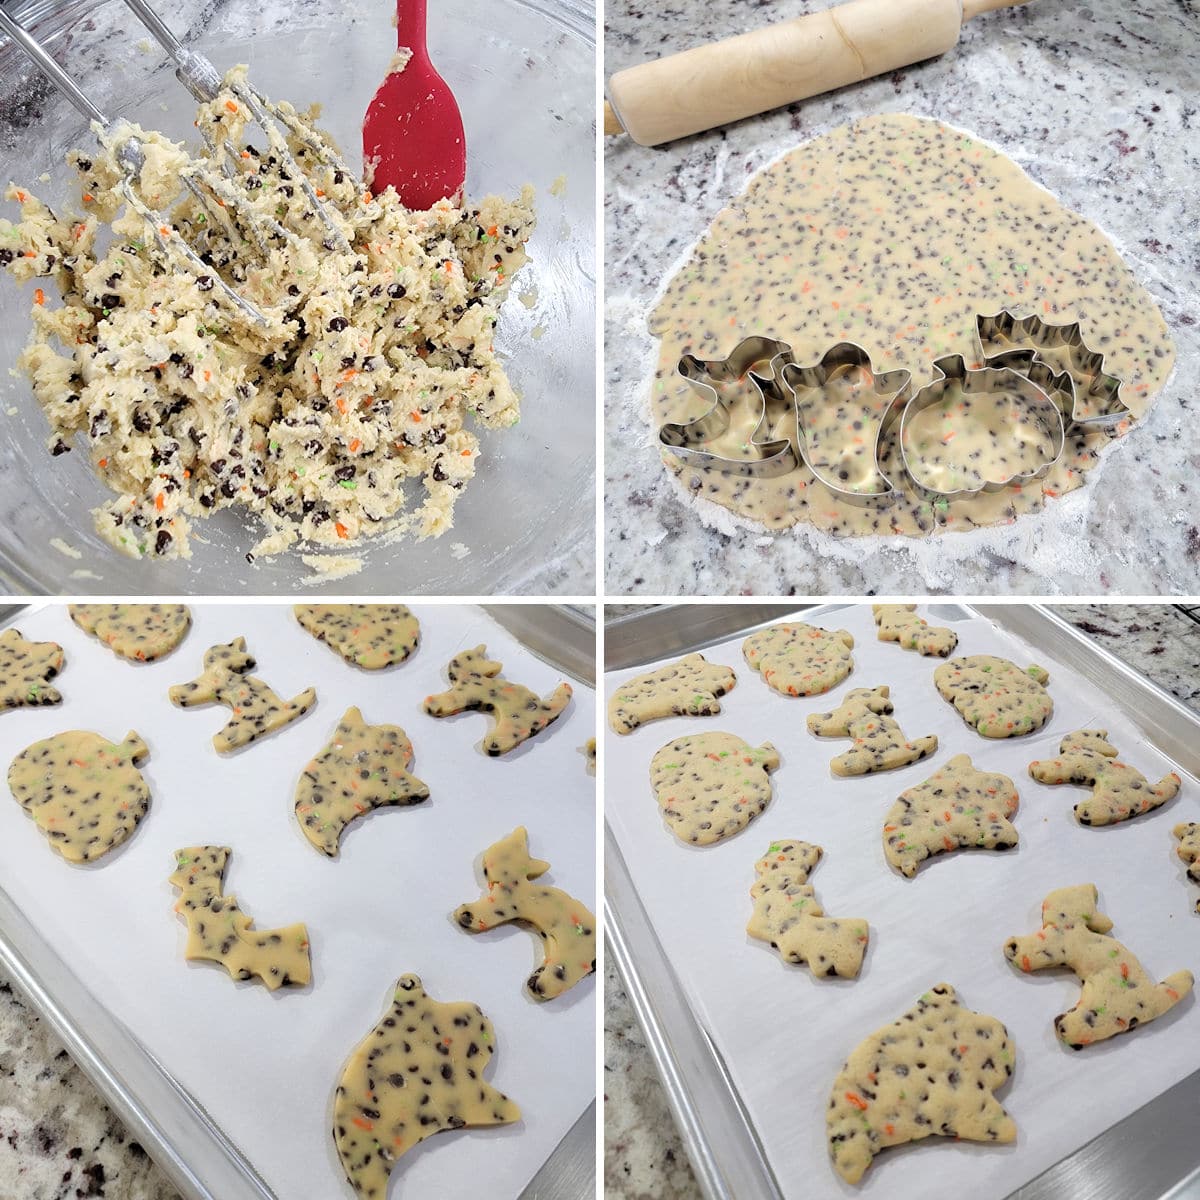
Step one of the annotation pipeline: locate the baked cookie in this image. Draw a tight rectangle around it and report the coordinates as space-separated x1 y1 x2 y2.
169 846 311 990
294 707 430 857
0 628 64 710
883 755 1019 878
423 644 571 755
333 974 520 1197
934 655 1052 737
1004 883 1193 1048
747 840 867 977
1174 824 1200 912
650 732 780 846
607 653 737 735
871 605 957 657
8 730 149 862
827 983 1016 1185
1029 730 1181 826
169 638 316 752
293 604 419 670
453 827 596 1000
807 686 937 776
69 603 191 662
742 622 854 697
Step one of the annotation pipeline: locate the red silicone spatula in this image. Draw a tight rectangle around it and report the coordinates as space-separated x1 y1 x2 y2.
362 0 466 208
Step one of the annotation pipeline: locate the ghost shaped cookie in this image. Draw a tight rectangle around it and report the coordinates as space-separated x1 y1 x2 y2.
0 628 64 710
742 622 854 697
608 653 737 734
69 603 191 662
872 605 957 657
934 655 1052 737
293 604 419 670
807 686 937 776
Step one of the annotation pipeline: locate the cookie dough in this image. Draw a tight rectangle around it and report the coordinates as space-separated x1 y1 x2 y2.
0 628 64 710
827 983 1016 1185
872 605 957 657
423 644 571 755
1 67 535 561
453 826 596 1000
8 730 149 862
608 653 737 735
582 737 596 774
649 732 779 846
747 840 867 978
807 686 937 776
333 974 520 1197
294 706 429 856
934 655 1052 737
742 622 854 697
293 604 418 670
169 637 316 752
649 114 1173 536
1004 884 1193 1048
69 603 191 662
169 846 311 989
883 755 1019 878
1029 730 1181 826
1174 824 1200 913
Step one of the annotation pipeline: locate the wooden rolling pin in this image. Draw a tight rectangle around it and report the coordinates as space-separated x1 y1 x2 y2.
605 0 1034 146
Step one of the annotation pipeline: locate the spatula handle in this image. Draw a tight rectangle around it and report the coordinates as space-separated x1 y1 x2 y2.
394 0 427 55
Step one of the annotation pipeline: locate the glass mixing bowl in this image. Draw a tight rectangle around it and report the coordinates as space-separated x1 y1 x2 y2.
0 0 594 594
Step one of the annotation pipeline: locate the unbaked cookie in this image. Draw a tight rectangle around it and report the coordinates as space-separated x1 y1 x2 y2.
742 622 854 697
807 686 937 776
934 655 1052 737
747 840 867 978
1174 824 1200 912
293 604 419 670
872 605 957 658
649 732 779 846
607 653 737 735
69 603 191 662
0 628 64 710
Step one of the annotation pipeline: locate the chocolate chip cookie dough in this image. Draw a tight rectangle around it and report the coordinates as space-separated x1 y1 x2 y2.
807 686 937 776
293 604 418 669
935 655 1052 737
742 622 854 697
872 604 957 657
607 653 737 735
69 603 191 662
0 629 64 710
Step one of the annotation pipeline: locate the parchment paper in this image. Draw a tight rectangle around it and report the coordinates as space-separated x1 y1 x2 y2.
0 603 596 1199
605 603 1199 1199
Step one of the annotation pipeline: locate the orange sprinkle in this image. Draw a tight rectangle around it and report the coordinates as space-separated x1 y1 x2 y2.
203 370 212 382
337 398 348 414
351 1117 372 1131
33 288 44 306
349 438 361 453
335 521 348 539
98 458 108 468
884 1124 895 1137
460 449 471 457
1021 955 1031 973
844 1092 868 1112
225 100 238 113
155 493 164 512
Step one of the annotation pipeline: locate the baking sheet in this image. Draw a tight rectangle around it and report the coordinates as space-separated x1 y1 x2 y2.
604 603 1200 1200
0 603 596 1199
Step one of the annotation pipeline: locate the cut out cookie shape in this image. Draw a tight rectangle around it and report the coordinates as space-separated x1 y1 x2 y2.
1029 730 1181 827
423 645 571 756
453 827 596 1000
293 604 419 670
169 846 311 990
827 983 1016 1185
1003 883 1193 1048
742 622 854 697
169 638 316 753
883 755 1019 878
650 732 779 846
872 605 958 658
8 731 150 863
934 655 1052 738
333 974 520 1197
294 707 430 857
747 840 867 978
807 686 937 776
1174 824 1200 913
0 628 64 710
608 653 737 735
69 604 191 663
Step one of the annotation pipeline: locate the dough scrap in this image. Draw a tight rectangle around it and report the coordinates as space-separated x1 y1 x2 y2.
807 686 937 776
607 653 737 735
742 622 854 697
8 730 149 862
69 603 191 662
0 628 64 710
747 840 867 978
1004 883 1193 1048
827 983 1016 1185
453 826 596 1000
934 655 1052 738
294 706 429 857
883 754 1019 878
872 605 957 658
169 637 316 752
333 974 520 1197
293 604 418 670
1173 823 1200 913
169 846 311 990
650 732 779 846
582 737 596 774
423 644 571 755
1028 729 1180 826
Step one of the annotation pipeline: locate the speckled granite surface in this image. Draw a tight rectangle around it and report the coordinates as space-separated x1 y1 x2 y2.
603 603 1200 1198
605 0 1200 597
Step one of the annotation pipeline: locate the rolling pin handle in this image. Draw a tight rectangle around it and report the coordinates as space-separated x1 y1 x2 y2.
962 0 1034 19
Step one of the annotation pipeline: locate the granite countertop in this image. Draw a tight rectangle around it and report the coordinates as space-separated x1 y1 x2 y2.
604 0 1200 596
604 603 1200 1198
